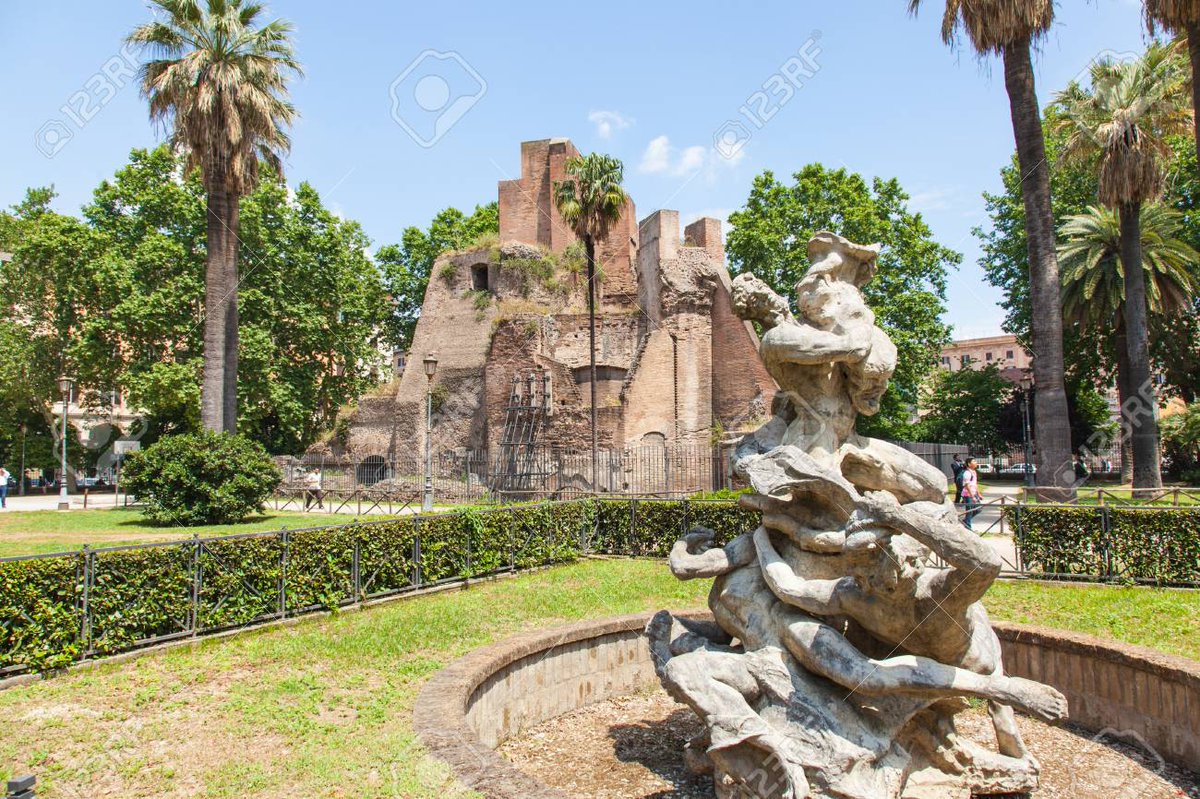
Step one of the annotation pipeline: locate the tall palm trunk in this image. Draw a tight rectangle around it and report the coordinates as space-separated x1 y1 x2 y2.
1189 25 1200 169
1118 202 1163 488
1114 321 1135 484
1002 38 1075 494
585 236 598 492
222 197 240 435
202 181 239 433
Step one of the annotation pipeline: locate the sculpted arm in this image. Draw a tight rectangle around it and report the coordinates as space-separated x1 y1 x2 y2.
752 526 852 615
855 494 1001 602
762 320 874 365
668 528 756 580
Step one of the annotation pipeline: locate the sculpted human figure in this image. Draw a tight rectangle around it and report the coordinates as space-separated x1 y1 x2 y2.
648 231 1066 798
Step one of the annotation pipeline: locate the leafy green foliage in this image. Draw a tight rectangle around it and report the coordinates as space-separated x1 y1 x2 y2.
979 108 1200 403
0 498 757 674
917 364 1014 452
121 432 282 526
726 165 957 437
1163 402 1200 473
0 147 392 454
377 203 499 352
1005 505 1200 584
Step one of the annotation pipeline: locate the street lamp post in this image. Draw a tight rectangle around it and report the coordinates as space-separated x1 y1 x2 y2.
18 423 26 497
422 353 438 513
1020 375 1035 489
56 375 74 511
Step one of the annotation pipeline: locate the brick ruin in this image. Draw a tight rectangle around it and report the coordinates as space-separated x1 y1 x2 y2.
320 138 777 489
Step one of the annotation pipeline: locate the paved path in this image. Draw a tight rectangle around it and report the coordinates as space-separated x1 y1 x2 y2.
0 492 129 512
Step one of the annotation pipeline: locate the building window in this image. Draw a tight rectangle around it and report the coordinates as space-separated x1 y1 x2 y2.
960 355 970 368
986 352 993 362
1007 349 1014 360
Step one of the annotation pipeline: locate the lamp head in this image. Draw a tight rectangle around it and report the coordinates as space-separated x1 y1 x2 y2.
423 353 438 379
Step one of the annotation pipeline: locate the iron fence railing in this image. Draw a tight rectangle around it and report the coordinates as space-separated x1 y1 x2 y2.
3 497 1195 678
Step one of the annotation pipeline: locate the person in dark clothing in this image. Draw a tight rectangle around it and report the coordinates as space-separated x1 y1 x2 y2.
951 454 966 505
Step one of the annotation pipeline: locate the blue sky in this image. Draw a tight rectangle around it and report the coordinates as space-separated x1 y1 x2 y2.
0 0 1155 338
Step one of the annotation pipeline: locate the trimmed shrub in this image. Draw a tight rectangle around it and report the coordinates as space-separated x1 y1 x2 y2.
1004 505 1200 584
122 431 282 526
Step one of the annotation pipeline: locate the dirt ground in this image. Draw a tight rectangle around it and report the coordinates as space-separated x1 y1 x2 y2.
500 688 1200 799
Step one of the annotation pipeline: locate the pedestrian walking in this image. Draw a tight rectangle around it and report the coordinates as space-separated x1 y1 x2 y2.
951 454 966 505
0 465 9 509
961 457 983 530
304 468 324 511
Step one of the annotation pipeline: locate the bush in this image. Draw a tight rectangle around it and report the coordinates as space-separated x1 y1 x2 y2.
122 431 282 526
1004 505 1200 584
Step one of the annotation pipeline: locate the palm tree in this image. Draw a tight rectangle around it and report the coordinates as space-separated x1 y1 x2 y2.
909 0 1075 494
553 154 628 491
1058 203 1199 481
1053 44 1193 488
127 0 300 433
1145 2 1200 166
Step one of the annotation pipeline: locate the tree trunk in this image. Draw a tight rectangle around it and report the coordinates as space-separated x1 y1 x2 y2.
1002 41 1075 496
201 182 239 433
221 194 240 434
1118 202 1163 489
1114 321 1134 484
586 236 599 493
1189 25 1200 171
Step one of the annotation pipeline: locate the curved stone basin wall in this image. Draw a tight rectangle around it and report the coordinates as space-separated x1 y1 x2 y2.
413 612 1199 798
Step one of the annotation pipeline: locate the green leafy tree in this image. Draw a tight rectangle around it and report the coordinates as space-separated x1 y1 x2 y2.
376 203 498 352
1145 3 1200 166
725 165 957 438
910 0 1075 493
122 431 281 525
1162 401 1200 474
3 147 390 456
553 153 629 481
127 0 301 434
0 190 108 488
917 364 1014 453
1058 203 1199 477
1053 44 1193 488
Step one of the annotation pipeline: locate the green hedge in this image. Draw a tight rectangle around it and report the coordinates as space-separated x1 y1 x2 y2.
0 499 763 674
1005 506 1200 584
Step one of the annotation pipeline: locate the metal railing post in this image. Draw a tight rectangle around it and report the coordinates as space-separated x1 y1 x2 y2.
80 545 93 656
279 530 289 618
191 535 201 635
352 538 361 603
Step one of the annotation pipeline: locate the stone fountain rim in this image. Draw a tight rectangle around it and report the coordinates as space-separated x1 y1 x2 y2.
412 611 1200 799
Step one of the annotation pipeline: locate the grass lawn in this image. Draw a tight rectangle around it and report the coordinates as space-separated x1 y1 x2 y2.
0 559 1196 798
0 509 376 558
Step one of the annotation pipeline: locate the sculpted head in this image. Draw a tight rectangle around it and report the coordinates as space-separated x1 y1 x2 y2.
731 272 794 330
805 231 882 288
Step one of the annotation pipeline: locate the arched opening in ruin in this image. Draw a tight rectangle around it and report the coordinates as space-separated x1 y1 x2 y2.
571 365 628 406
471 263 489 291
356 455 388 486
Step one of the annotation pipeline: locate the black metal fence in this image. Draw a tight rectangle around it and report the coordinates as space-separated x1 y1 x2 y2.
278 439 963 506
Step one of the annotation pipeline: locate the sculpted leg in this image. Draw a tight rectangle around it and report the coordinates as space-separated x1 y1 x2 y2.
777 613 1067 722
838 436 947 504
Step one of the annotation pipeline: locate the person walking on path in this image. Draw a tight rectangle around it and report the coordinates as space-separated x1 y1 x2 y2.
0 465 9 509
961 457 983 530
951 454 966 505
304 468 324 511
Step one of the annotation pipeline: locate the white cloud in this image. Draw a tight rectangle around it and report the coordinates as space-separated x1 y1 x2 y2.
638 136 720 177
588 110 633 139
639 135 673 173
909 187 956 214
677 145 707 175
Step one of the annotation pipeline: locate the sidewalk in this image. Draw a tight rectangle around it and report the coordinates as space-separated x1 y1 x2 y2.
0 492 129 511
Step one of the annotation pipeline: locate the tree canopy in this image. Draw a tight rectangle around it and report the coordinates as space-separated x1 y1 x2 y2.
0 147 391 457
726 164 958 438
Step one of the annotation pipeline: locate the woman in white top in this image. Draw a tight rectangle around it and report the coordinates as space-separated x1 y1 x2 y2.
961 456 983 530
